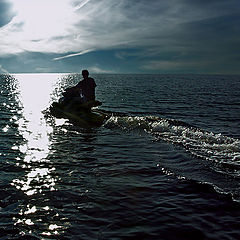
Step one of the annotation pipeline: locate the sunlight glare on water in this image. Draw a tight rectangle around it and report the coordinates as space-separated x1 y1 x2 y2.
9 74 64 236
12 74 55 167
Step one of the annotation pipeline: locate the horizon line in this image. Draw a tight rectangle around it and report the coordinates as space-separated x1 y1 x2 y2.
1 72 239 76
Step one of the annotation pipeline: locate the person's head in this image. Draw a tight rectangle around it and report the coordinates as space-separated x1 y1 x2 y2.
82 70 89 79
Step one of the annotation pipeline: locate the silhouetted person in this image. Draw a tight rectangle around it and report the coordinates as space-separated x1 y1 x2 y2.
76 69 96 102
62 70 96 106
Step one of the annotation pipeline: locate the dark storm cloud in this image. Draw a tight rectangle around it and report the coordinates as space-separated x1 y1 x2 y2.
138 0 240 73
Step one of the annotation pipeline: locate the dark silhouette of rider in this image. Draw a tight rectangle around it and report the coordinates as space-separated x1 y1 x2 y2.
62 70 96 105
76 70 96 102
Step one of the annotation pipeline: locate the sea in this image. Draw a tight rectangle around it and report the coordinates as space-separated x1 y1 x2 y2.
0 73 240 240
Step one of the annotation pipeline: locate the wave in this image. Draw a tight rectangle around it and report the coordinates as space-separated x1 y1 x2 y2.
104 115 240 174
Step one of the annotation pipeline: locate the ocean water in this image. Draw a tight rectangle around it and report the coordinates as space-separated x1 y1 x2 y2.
0 73 240 239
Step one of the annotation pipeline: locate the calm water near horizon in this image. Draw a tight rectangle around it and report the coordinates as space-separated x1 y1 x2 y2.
0 73 240 239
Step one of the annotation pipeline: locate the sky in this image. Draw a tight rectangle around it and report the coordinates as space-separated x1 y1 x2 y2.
0 0 240 74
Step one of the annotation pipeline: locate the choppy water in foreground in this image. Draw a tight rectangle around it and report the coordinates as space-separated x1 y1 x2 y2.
1 73 240 239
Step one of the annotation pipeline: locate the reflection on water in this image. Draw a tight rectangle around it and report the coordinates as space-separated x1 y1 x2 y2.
9 74 65 237
12 167 56 195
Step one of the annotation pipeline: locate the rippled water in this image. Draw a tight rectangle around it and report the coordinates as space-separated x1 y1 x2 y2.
1 73 240 239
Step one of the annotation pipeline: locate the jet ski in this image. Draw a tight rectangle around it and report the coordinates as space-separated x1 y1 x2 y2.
49 99 108 127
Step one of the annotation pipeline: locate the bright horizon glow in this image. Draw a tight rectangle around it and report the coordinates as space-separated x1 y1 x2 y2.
6 0 82 53
11 0 72 39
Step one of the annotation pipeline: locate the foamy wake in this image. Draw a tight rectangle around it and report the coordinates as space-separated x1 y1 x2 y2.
105 115 240 166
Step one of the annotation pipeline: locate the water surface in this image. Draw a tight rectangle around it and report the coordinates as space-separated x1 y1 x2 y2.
0 73 240 239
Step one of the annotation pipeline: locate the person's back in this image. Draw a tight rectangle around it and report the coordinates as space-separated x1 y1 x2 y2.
62 70 96 107
76 73 96 102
